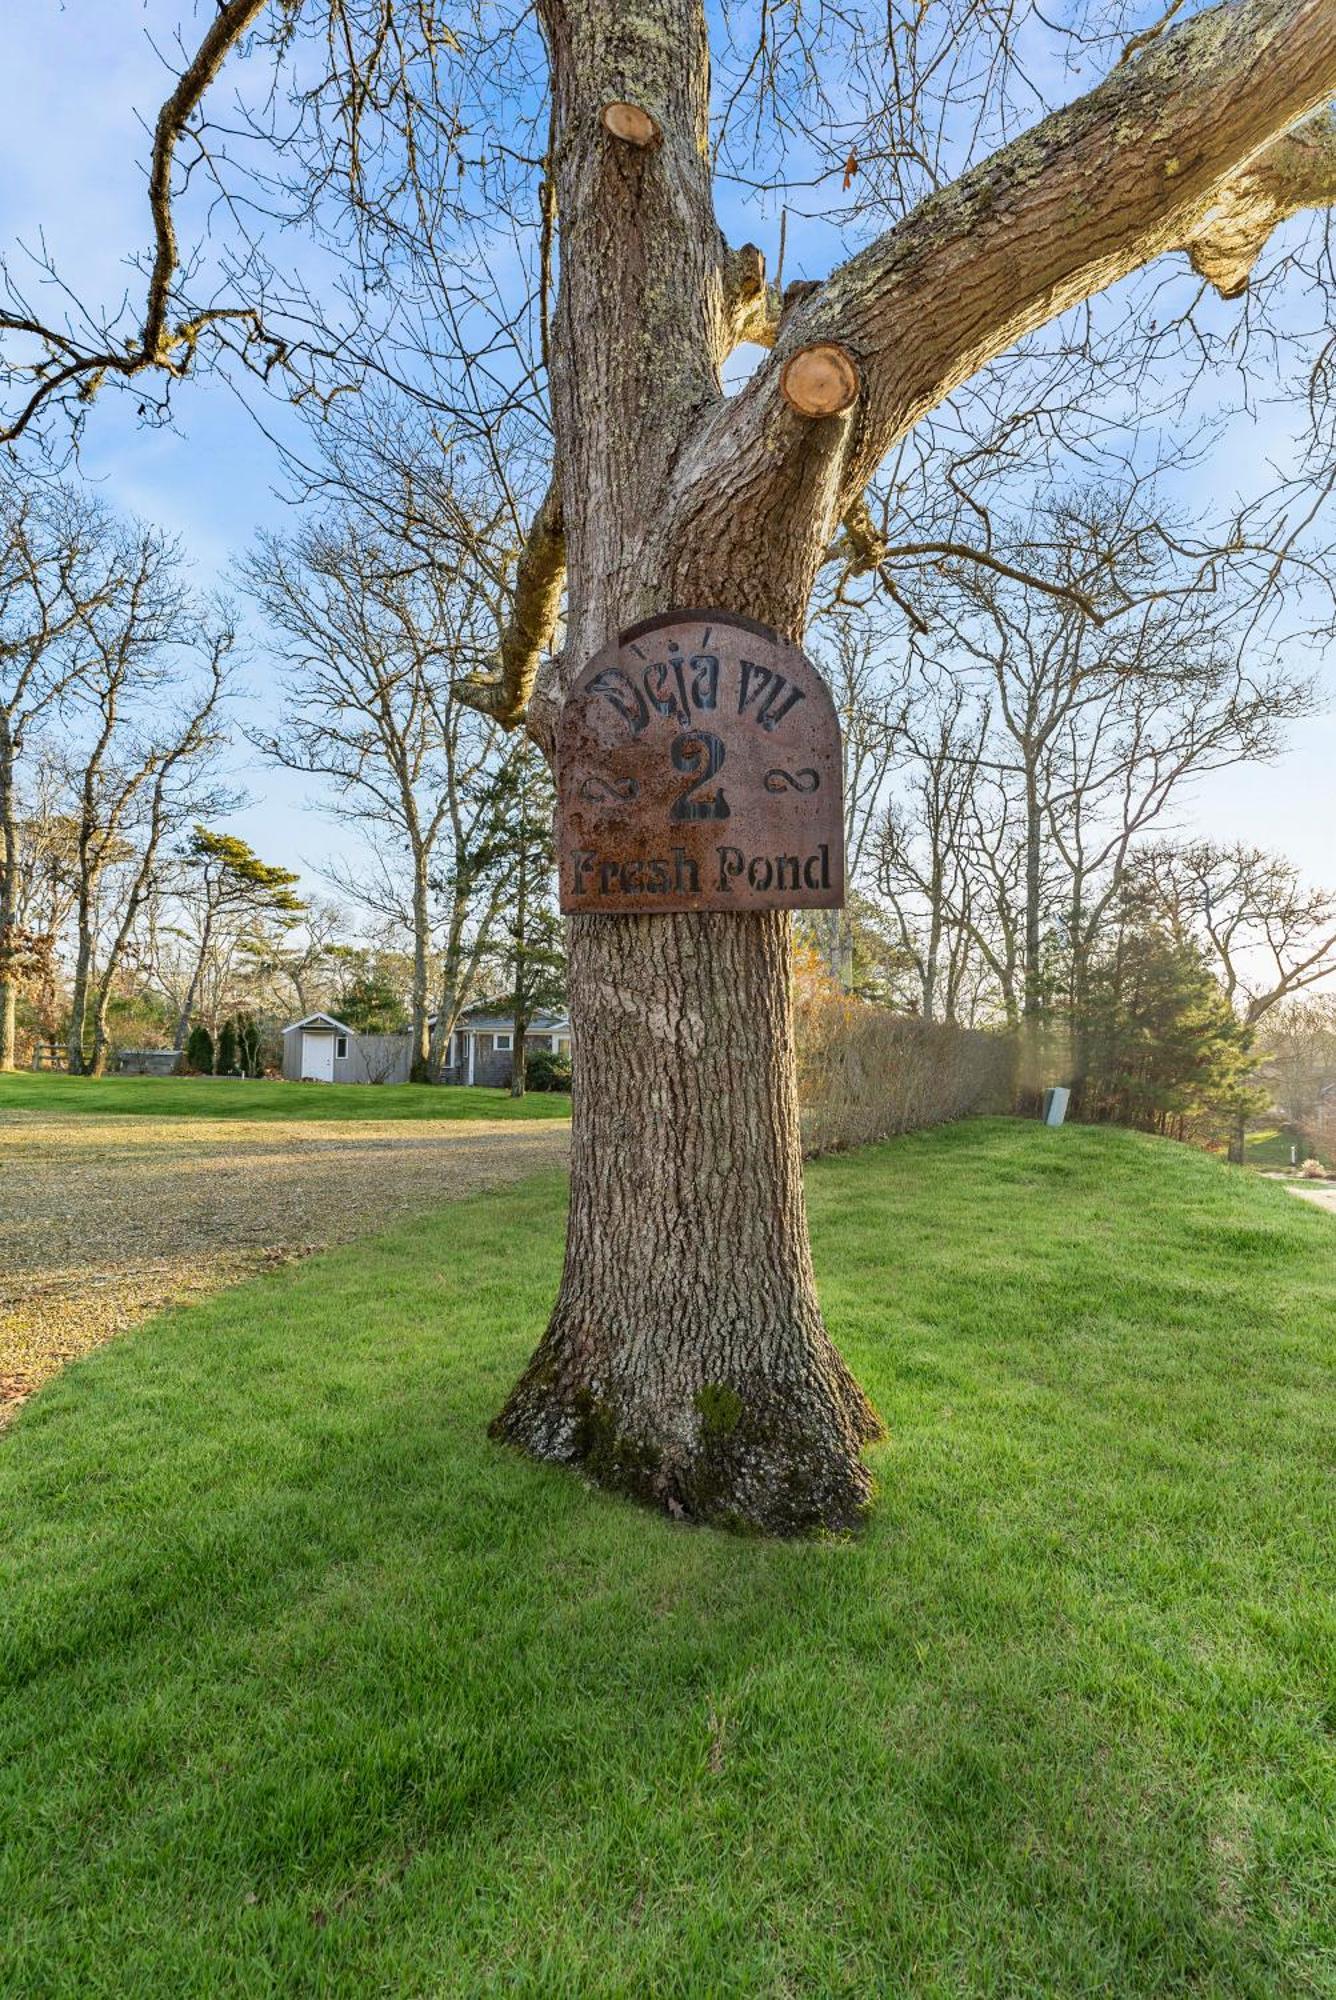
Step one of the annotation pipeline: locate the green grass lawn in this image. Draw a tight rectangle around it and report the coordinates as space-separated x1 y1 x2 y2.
3 1121 1333 1996
0 1070 570 1122
1246 1125 1333 1173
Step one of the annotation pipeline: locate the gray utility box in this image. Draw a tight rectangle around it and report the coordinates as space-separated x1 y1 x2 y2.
1042 1086 1071 1128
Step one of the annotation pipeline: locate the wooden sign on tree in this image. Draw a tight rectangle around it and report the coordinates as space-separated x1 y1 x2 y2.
556 610 845 914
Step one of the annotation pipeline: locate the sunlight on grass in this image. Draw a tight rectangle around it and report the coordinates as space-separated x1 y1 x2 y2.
1246 1124 1332 1173
0 1071 570 1122
2 1122 1332 1994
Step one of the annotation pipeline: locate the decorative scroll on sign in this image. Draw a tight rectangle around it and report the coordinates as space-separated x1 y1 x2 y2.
557 610 845 914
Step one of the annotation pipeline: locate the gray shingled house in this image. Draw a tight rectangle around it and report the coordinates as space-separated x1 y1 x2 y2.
280 1004 571 1086
443 1007 572 1086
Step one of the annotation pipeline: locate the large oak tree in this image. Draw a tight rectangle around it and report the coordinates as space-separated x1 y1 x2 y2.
4 0 1336 1529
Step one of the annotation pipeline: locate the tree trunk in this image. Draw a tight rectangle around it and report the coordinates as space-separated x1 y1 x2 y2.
408 855 432 1084
0 976 14 1072
923 858 944 1025
430 984 464 1080
820 907 852 991
1065 897 1087 1116
429 895 486 1079
1019 761 1044 1108
510 823 529 1100
491 909 883 1531
172 911 213 1053
89 950 123 1075
486 0 892 1532
65 920 94 1076
491 586 886 1525
1228 1109 1247 1165
88 858 156 1080
0 727 18 1072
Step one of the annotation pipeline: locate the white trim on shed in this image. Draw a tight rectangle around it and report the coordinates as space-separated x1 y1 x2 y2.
281 1013 355 1036
281 1012 355 1084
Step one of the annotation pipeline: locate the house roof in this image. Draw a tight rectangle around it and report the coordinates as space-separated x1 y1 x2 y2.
281 1012 354 1036
452 1009 570 1034
280 1007 572 1038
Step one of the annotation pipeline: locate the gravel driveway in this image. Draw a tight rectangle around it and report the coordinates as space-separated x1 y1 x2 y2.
0 1110 569 1418
1283 1179 1336 1216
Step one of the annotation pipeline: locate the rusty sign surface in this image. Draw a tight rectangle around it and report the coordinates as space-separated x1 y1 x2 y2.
557 610 845 914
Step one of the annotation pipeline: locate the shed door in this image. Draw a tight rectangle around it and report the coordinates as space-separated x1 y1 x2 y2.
301 1031 336 1082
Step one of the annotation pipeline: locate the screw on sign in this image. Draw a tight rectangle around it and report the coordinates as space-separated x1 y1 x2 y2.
557 610 846 914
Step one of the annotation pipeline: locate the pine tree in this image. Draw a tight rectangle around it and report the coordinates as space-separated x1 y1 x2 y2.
215 1017 240 1075
1083 918 1258 1139
185 1022 214 1075
171 829 304 1056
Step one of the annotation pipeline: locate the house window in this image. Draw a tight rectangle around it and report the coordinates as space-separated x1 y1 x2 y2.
557 1038 571 1057
335 1035 348 1060
495 1032 513 1052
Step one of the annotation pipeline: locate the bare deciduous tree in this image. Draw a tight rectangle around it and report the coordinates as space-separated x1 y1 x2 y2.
1259 994 1336 1133
806 609 907 986
874 685 989 1024
6 0 1336 1527
60 528 239 1073
2 755 79 972
906 498 1315 1091
0 479 129 1067
73 628 237 1074
245 515 510 1081
1136 842 1336 1023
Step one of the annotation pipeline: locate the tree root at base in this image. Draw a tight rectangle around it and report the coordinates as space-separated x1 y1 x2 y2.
489 1347 884 1537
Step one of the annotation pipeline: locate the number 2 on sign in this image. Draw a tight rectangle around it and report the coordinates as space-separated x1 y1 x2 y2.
669 731 731 822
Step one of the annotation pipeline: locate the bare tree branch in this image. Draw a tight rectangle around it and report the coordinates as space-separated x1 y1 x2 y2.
1179 108 1336 298
454 481 564 727
685 0 1336 545
721 242 781 351
0 0 273 446
832 496 1106 625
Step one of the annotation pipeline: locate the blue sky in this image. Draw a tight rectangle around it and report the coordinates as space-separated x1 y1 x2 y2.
1 0 1332 906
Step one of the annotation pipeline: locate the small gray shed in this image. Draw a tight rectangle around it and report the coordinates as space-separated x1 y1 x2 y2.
280 1013 413 1086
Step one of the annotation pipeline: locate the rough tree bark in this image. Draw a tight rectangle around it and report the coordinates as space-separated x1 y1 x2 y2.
65 682 124 1077
496 910 882 1529
483 0 1336 1533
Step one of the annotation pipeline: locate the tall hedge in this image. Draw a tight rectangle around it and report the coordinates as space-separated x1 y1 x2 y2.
796 987 1014 1156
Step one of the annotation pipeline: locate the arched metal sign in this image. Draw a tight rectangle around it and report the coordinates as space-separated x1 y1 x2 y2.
557 610 846 915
